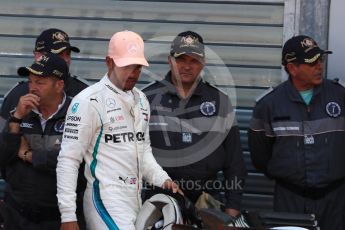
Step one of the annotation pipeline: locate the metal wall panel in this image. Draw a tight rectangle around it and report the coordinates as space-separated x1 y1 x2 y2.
0 0 289 211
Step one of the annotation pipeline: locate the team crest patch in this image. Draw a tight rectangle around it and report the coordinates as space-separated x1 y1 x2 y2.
127 43 138 54
71 103 79 114
54 119 65 133
181 35 199 48
326 102 341 118
53 31 67 42
200 101 216 116
301 38 315 48
106 98 116 108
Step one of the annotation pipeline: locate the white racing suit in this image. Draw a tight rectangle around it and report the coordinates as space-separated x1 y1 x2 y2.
56 75 170 230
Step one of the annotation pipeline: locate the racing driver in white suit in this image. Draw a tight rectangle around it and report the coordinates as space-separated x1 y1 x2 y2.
56 31 182 230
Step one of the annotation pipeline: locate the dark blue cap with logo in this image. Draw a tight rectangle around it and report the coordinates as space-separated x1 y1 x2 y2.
282 35 332 66
170 31 205 58
17 53 69 81
35 28 80 54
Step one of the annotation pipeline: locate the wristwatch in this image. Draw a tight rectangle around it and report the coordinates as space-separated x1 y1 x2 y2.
8 113 23 124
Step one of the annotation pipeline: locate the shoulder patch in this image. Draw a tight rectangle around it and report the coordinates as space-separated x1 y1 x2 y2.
3 81 26 98
141 81 157 91
331 78 345 88
205 81 228 96
255 87 274 102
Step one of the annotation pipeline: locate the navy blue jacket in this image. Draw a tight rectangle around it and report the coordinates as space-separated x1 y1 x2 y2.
0 96 71 208
143 72 247 210
249 79 345 188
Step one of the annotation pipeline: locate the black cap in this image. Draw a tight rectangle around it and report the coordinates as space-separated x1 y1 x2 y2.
35 28 80 54
282 35 332 66
170 31 205 58
18 53 69 81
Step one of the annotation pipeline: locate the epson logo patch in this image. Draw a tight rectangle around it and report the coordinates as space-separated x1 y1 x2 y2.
67 115 81 122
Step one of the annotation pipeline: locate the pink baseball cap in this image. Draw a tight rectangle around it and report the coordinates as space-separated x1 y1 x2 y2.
108 30 149 67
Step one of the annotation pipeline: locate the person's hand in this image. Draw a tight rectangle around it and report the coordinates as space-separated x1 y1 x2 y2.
225 208 250 227
60 221 79 230
14 93 40 119
225 208 240 218
18 137 32 163
162 179 184 196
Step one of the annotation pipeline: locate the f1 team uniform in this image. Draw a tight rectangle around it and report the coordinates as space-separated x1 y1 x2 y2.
248 79 345 229
56 75 170 230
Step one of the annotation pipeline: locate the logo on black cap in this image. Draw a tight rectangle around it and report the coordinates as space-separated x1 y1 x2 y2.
52 31 68 43
17 53 69 80
170 31 205 58
282 35 332 66
35 28 80 54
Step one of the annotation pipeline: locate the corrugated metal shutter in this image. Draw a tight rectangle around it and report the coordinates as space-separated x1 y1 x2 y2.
0 0 290 211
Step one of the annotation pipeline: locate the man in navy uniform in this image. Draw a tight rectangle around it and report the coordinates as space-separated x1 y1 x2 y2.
249 35 345 229
143 31 246 219
0 28 88 230
0 53 71 229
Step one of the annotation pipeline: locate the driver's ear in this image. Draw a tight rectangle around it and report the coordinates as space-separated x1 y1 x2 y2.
106 56 115 68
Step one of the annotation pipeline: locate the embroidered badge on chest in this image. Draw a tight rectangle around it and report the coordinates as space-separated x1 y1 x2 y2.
200 101 216 116
326 102 341 118
71 102 79 114
54 119 65 133
106 98 116 108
